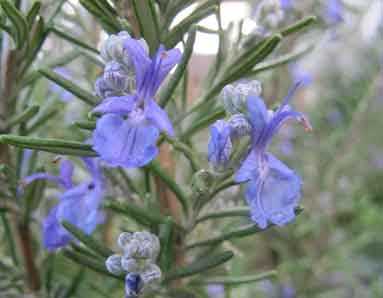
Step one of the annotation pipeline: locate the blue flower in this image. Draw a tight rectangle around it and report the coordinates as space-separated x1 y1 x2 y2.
92 35 182 168
125 273 142 298
280 0 293 10
234 83 311 228
21 158 105 250
324 0 344 25
288 63 313 87
208 120 233 172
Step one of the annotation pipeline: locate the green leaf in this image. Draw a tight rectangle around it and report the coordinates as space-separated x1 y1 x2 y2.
25 107 58 134
22 51 81 87
280 15 317 37
64 269 86 298
104 200 172 227
0 135 97 156
79 0 120 33
93 0 117 17
49 26 99 54
191 270 277 286
39 68 99 106
158 26 196 107
0 21 12 36
0 213 19 265
26 1 41 25
0 0 28 49
247 44 315 76
180 107 225 140
147 160 189 214
63 249 123 280
163 250 234 282
196 207 250 225
165 3 216 48
163 134 201 171
187 207 304 249
73 120 96 130
159 217 174 271
163 0 193 28
21 17 49 74
21 168 46 225
6 105 39 128
132 0 160 54
62 221 113 258
224 34 282 83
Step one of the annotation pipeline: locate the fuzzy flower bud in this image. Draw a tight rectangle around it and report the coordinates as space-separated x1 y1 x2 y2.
100 31 149 70
121 256 140 273
191 170 215 196
107 231 162 298
221 81 262 115
95 77 117 99
140 264 161 284
100 31 130 63
103 61 131 92
118 231 160 261
125 273 142 298
228 114 252 139
105 254 124 275
118 232 134 248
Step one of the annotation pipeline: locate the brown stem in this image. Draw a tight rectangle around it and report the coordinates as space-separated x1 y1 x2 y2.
1 35 41 293
155 144 185 286
17 223 41 291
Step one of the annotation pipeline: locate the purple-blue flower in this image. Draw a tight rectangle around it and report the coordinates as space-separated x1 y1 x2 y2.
21 158 105 251
209 81 311 229
208 120 233 172
92 36 182 168
125 273 142 298
289 63 312 87
234 83 311 228
324 0 344 25
280 0 293 10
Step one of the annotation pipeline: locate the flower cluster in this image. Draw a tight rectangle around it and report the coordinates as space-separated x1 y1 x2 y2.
21 158 105 250
105 232 162 297
92 31 182 168
208 81 312 229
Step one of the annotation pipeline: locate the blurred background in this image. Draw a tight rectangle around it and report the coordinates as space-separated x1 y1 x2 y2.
1 0 383 297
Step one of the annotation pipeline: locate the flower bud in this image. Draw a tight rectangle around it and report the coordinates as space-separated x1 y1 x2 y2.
191 170 215 196
103 61 130 93
134 231 160 261
125 273 142 298
208 120 233 172
118 232 134 249
101 31 131 63
121 256 139 273
228 114 251 139
105 254 124 275
221 81 262 115
100 31 149 71
118 231 160 261
95 77 117 99
141 264 161 284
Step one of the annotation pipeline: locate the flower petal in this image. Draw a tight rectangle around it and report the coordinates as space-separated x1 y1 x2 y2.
246 96 268 141
92 95 137 115
59 160 74 188
208 120 232 172
92 114 159 168
234 150 259 183
144 98 174 136
153 46 182 92
42 205 72 251
123 37 151 89
245 153 301 228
